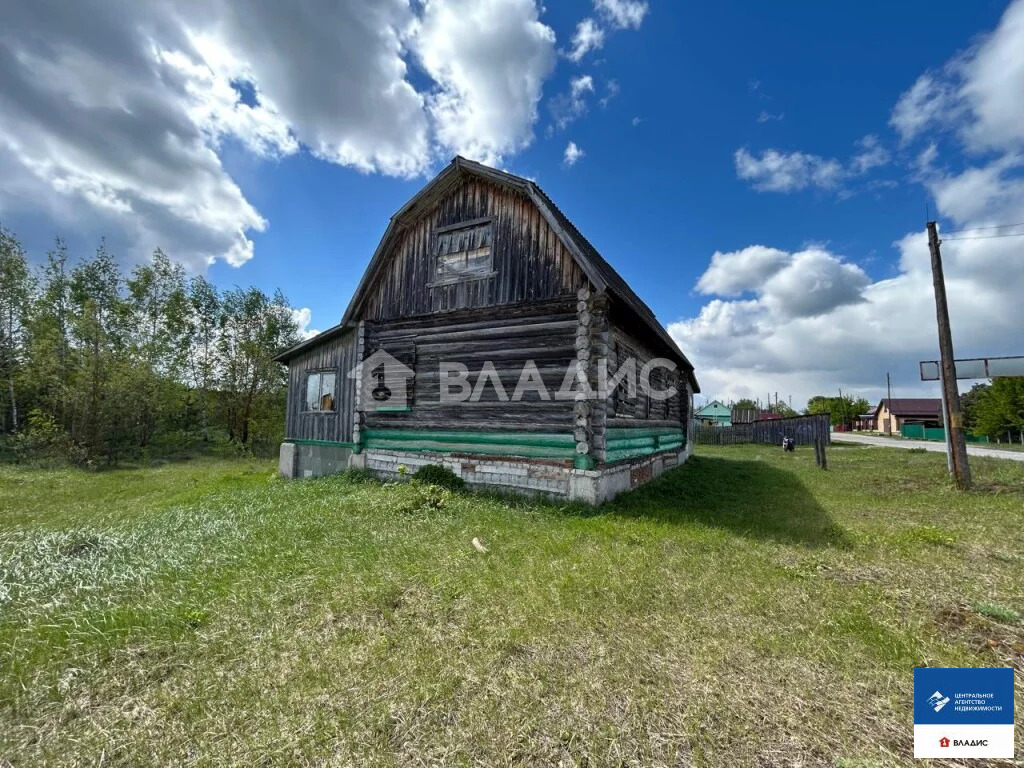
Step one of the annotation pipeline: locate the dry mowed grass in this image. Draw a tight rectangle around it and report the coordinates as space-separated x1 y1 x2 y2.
1 445 1022 767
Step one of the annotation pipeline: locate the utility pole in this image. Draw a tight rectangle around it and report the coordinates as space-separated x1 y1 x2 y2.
927 221 971 489
885 373 893 435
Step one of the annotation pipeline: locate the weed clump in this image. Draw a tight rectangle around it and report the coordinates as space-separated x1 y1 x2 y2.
973 601 1021 624
392 483 453 515
412 464 465 492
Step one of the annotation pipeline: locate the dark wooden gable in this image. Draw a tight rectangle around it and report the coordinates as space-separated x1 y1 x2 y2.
361 175 586 321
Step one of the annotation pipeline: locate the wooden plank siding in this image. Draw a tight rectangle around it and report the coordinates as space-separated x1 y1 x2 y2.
362 177 585 321
285 329 358 443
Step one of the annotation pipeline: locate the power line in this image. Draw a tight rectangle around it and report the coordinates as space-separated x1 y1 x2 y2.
941 221 1024 235
941 232 1024 241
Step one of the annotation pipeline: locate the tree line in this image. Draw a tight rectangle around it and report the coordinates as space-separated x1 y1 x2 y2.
804 395 871 428
0 227 300 465
962 380 1024 444
730 397 799 417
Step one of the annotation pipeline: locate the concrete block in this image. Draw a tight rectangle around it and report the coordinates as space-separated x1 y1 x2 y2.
568 470 598 504
278 442 297 479
349 450 366 470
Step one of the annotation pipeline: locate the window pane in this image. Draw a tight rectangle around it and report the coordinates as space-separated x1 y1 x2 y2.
320 373 336 411
434 222 493 282
436 251 466 279
464 246 492 274
305 373 321 411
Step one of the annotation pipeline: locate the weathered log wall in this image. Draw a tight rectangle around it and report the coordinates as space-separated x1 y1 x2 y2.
363 298 579 434
606 316 687 425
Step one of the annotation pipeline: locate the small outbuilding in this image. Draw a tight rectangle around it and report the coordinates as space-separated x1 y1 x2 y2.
274 157 699 503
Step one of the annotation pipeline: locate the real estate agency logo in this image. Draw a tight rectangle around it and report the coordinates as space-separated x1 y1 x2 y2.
928 690 950 713
938 735 991 749
913 668 1014 759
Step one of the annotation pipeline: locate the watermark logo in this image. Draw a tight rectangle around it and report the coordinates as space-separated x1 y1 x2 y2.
350 349 414 411
913 668 1014 759
928 691 950 713
347 353 680 405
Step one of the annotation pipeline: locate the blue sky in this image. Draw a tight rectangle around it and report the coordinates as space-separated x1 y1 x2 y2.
2 0 1023 408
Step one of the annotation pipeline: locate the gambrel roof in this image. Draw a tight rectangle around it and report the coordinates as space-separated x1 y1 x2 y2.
345 157 696 388
281 157 698 391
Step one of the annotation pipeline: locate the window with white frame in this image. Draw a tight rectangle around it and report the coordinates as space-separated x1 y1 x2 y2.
304 370 336 412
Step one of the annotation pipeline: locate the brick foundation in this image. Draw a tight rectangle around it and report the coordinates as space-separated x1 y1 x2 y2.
279 440 692 504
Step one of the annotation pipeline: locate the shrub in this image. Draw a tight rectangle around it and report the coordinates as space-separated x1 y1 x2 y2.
412 464 466 491
7 409 90 467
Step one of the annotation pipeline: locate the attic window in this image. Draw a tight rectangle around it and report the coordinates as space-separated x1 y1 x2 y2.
431 220 494 285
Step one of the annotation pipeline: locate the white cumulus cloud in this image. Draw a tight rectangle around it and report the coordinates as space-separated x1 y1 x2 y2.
413 0 556 166
734 149 845 193
290 307 320 340
563 141 585 166
566 0 647 63
0 0 561 269
567 18 605 62
548 74 595 130
595 0 649 29
735 134 892 195
679 0 1024 408
891 0 1024 154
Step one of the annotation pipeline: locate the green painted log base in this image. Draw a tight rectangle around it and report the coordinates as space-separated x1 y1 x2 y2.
356 427 686 465
604 426 686 464
363 428 577 460
286 439 360 448
364 439 575 460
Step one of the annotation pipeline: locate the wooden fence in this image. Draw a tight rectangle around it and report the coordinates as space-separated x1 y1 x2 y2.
690 413 832 447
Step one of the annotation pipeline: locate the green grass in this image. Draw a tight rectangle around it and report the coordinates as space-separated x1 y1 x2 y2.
1 446 1022 766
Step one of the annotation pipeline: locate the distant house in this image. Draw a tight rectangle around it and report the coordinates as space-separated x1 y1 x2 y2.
695 400 732 426
853 413 875 431
873 398 942 434
756 411 783 421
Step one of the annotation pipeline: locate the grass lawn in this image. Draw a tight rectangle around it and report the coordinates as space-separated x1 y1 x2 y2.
1 446 1022 766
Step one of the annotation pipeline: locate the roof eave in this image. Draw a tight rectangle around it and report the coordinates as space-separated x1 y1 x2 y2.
273 322 355 363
